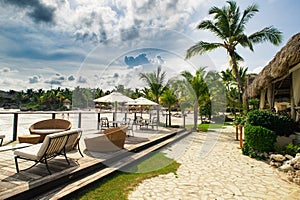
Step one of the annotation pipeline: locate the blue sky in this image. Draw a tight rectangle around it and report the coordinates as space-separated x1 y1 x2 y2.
0 0 299 91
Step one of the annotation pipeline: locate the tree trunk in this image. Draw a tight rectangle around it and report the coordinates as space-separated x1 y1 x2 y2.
229 51 244 111
193 100 198 131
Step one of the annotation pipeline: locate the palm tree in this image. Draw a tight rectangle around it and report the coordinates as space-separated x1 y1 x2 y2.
185 0 282 109
139 66 168 103
139 66 168 123
160 88 178 127
181 67 209 130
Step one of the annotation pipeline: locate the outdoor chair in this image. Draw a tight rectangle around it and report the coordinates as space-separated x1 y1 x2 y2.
139 117 158 130
29 119 72 142
100 117 109 129
134 116 145 129
84 126 128 152
14 129 82 175
121 118 134 136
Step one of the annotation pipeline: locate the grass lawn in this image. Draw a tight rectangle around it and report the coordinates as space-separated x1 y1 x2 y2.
65 152 180 200
186 123 231 132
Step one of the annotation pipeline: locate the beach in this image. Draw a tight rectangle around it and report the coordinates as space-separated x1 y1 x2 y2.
0 109 193 144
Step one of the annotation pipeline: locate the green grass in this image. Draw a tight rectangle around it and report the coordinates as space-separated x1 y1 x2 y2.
186 123 229 132
66 152 180 200
197 123 227 132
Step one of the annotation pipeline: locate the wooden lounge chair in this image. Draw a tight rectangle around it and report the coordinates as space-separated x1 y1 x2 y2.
29 119 72 142
84 126 128 152
14 129 82 175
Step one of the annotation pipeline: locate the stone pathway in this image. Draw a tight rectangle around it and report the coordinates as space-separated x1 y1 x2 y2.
128 127 300 200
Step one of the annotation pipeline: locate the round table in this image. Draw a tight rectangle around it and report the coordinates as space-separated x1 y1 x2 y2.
18 134 40 144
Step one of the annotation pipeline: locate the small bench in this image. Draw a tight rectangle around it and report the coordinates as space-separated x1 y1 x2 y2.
14 129 83 174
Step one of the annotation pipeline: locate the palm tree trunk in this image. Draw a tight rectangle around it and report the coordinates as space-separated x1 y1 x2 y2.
193 100 198 131
229 51 244 110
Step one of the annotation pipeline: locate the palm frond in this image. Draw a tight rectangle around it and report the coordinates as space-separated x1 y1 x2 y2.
198 20 225 39
249 26 282 45
185 42 223 59
234 3 258 35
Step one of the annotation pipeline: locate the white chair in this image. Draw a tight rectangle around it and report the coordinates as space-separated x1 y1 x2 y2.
14 129 82 174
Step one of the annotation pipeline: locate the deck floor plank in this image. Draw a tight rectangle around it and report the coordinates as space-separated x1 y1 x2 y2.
0 128 182 199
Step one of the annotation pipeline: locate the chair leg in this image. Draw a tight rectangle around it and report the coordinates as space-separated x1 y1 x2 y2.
15 156 20 173
63 149 70 165
44 157 52 175
77 143 84 157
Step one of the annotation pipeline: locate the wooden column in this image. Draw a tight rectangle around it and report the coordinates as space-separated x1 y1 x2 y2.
260 89 266 110
239 126 243 148
291 77 296 121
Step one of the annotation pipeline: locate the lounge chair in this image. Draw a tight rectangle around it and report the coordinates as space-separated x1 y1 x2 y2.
29 119 72 142
14 129 82 174
84 126 128 152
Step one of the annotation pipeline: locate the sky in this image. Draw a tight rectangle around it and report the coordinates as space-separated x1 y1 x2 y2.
0 0 299 91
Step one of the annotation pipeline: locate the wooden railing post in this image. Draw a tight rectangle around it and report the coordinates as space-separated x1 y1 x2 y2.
52 113 55 119
239 126 243 148
236 126 239 140
97 113 100 130
78 112 82 128
13 113 18 141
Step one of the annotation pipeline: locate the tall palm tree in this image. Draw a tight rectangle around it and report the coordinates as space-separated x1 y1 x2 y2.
185 0 282 109
139 66 168 103
160 88 178 127
139 66 168 123
181 67 209 129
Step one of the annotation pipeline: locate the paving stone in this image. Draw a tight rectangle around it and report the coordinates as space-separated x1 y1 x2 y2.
128 127 300 200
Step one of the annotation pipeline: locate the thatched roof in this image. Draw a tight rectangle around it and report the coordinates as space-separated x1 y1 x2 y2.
246 32 300 98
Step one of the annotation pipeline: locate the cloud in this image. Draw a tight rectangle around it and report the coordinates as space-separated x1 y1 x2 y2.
29 75 41 84
125 53 150 68
2 0 55 24
68 75 75 81
77 76 87 83
0 67 18 73
44 74 67 85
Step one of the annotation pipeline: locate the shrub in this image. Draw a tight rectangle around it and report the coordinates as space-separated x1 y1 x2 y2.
244 125 277 152
247 110 293 136
284 143 300 156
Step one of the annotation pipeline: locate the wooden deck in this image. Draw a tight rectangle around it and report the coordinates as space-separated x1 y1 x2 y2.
0 127 188 200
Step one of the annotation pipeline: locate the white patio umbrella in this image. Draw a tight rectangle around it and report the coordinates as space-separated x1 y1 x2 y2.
126 97 158 119
93 92 133 122
126 97 158 106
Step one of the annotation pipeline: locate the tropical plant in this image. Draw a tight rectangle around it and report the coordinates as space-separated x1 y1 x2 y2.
139 66 168 103
186 0 282 110
160 88 178 127
221 66 247 113
181 67 209 129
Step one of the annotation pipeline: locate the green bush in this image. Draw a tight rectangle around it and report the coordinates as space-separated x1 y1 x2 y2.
244 125 277 152
284 143 300 156
247 110 293 136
